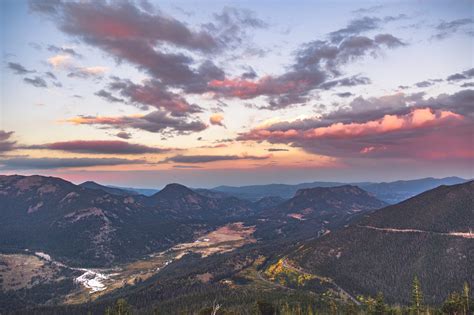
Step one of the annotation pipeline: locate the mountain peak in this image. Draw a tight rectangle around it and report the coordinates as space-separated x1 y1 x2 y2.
155 183 195 198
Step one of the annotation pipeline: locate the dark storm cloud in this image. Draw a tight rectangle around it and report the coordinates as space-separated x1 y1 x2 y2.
26 140 169 154
0 157 146 170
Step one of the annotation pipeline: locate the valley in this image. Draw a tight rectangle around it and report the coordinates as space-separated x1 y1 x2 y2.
1 222 257 306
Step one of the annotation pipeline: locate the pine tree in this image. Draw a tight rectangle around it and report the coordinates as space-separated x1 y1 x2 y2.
411 276 424 315
104 299 132 315
463 282 470 315
374 292 387 315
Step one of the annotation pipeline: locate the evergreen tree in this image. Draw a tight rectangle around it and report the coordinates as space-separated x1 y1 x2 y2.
442 292 464 315
411 276 424 315
374 292 387 315
463 282 470 315
104 299 132 315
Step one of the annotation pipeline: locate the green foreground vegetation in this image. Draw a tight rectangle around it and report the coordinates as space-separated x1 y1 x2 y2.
101 278 472 315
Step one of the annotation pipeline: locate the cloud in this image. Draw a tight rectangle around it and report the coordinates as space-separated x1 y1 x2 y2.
352 5 384 14
414 80 434 88
202 6 268 50
47 54 72 67
0 130 16 152
433 18 473 40
161 154 270 164
0 157 146 170
209 113 225 127
67 66 108 79
329 16 381 43
30 0 225 90
47 44 82 57
7 62 35 75
95 89 125 103
173 165 203 169
209 29 404 109
8 61 62 88
106 77 203 115
446 68 474 81
240 108 462 141
30 0 405 112
66 110 207 135
116 131 132 139
237 90 474 160
335 92 353 98
24 76 48 88
26 140 168 154
266 148 289 152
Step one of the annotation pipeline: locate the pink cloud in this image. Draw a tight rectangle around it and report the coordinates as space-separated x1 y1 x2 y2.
241 108 463 141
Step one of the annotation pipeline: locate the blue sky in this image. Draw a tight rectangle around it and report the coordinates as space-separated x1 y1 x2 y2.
0 0 473 188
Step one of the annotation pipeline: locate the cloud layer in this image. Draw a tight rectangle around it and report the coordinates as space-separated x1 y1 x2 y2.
27 140 168 154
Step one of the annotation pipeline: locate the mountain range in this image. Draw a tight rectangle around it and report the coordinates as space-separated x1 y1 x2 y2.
0 174 472 313
212 177 468 203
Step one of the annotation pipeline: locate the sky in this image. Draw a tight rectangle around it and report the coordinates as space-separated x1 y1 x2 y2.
0 0 473 188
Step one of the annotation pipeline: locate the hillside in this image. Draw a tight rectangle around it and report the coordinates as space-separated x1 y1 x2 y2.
0 176 254 268
291 181 474 304
252 185 387 247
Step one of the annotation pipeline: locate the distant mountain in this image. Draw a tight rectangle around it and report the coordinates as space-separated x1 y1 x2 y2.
291 181 473 304
266 185 387 223
252 185 387 244
148 183 254 218
79 181 138 196
361 176 468 204
213 181 351 201
212 177 468 204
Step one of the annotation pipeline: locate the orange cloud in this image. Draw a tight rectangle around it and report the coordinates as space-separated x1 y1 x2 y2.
47 54 72 67
209 114 225 127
